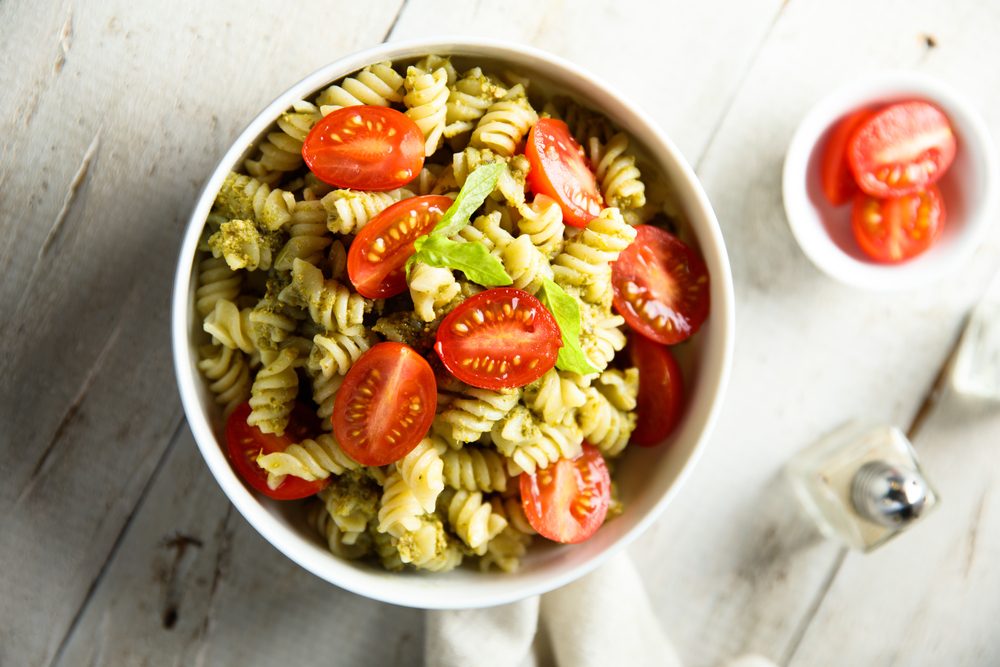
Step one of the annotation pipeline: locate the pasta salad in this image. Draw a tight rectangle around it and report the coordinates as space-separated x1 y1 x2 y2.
194 54 710 573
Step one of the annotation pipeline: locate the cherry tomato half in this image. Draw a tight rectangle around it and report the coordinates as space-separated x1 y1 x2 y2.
847 101 956 198
520 443 611 544
630 335 685 446
347 195 453 298
820 108 876 206
302 106 424 191
611 225 710 345
851 185 945 264
525 118 604 227
435 288 561 390
225 402 328 500
332 342 437 466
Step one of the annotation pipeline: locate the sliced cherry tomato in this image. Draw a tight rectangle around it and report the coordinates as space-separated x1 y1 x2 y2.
611 225 710 345
851 185 945 263
434 288 561 390
332 342 437 466
225 402 328 500
630 335 685 446
302 106 424 191
520 443 611 544
525 118 604 227
821 109 876 205
347 195 453 298
847 101 956 198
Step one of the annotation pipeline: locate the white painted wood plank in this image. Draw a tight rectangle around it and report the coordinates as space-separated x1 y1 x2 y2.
0 2 403 665
626 1 1000 665
54 428 423 667
787 388 1000 667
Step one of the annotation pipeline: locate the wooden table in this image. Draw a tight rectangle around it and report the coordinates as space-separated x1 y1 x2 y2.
3 1 998 665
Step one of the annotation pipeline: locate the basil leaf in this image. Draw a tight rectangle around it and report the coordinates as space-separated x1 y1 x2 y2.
538 279 599 376
431 162 505 238
412 234 513 287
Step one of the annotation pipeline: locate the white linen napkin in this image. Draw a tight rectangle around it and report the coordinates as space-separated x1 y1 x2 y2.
425 554 778 667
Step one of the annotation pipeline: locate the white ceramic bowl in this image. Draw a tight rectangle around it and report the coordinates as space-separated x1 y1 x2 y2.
783 71 998 290
172 38 735 609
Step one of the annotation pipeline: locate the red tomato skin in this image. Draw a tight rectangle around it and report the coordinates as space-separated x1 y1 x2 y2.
520 444 611 544
225 402 328 500
850 185 945 264
332 342 437 466
347 195 453 299
847 101 956 198
525 118 604 228
630 335 685 446
820 109 876 205
611 225 710 345
435 288 562 390
302 106 424 191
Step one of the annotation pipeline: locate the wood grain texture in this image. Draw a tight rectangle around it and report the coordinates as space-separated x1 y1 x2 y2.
3 0 999 666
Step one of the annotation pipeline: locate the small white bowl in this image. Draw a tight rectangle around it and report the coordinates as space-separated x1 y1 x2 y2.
783 71 998 290
171 38 735 609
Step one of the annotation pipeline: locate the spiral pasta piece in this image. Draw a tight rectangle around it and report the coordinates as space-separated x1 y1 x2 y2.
525 368 588 427
578 385 636 458
247 347 299 435
212 172 293 228
441 446 509 493
195 256 243 317
311 369 343 430
516 194 565 259
197 344 250 417
282 258 370 336
377 469 426 537
319 472 380 545
452 147 529 210
404 65 449 156
445 67 507 138
439 488 507 555
489 495 536 535
310 502 372 560
552 207 637 302
579 304 627 372
204 299 255 355
595 367 639 412
396 436 446 513
455 210 513 255
207 219 281 271
408 262 460 322
501 234 552 294
433 386 520 448
480 525 531 573
491 407 583 474
256 432 361 489
309 330 372 378
371 525 405 572
322 188 413 235
275 199 332 271
470 84 538 157
244 101 321 178
316 61 405 114
588 133 647 214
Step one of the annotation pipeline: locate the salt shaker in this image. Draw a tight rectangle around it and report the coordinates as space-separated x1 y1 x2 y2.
786 423 939 552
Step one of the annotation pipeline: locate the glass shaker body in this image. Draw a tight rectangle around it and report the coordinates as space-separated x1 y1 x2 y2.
786 423 938 552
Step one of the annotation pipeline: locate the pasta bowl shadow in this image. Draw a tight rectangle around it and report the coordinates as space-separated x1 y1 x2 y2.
171 38 735 609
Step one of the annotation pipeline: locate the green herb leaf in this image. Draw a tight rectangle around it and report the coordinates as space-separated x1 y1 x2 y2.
431 162 505 238
411 234 513 287
538 279 599 376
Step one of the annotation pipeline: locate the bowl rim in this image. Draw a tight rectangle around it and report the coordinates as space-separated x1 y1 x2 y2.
782 70 999 291
171 36 735 609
